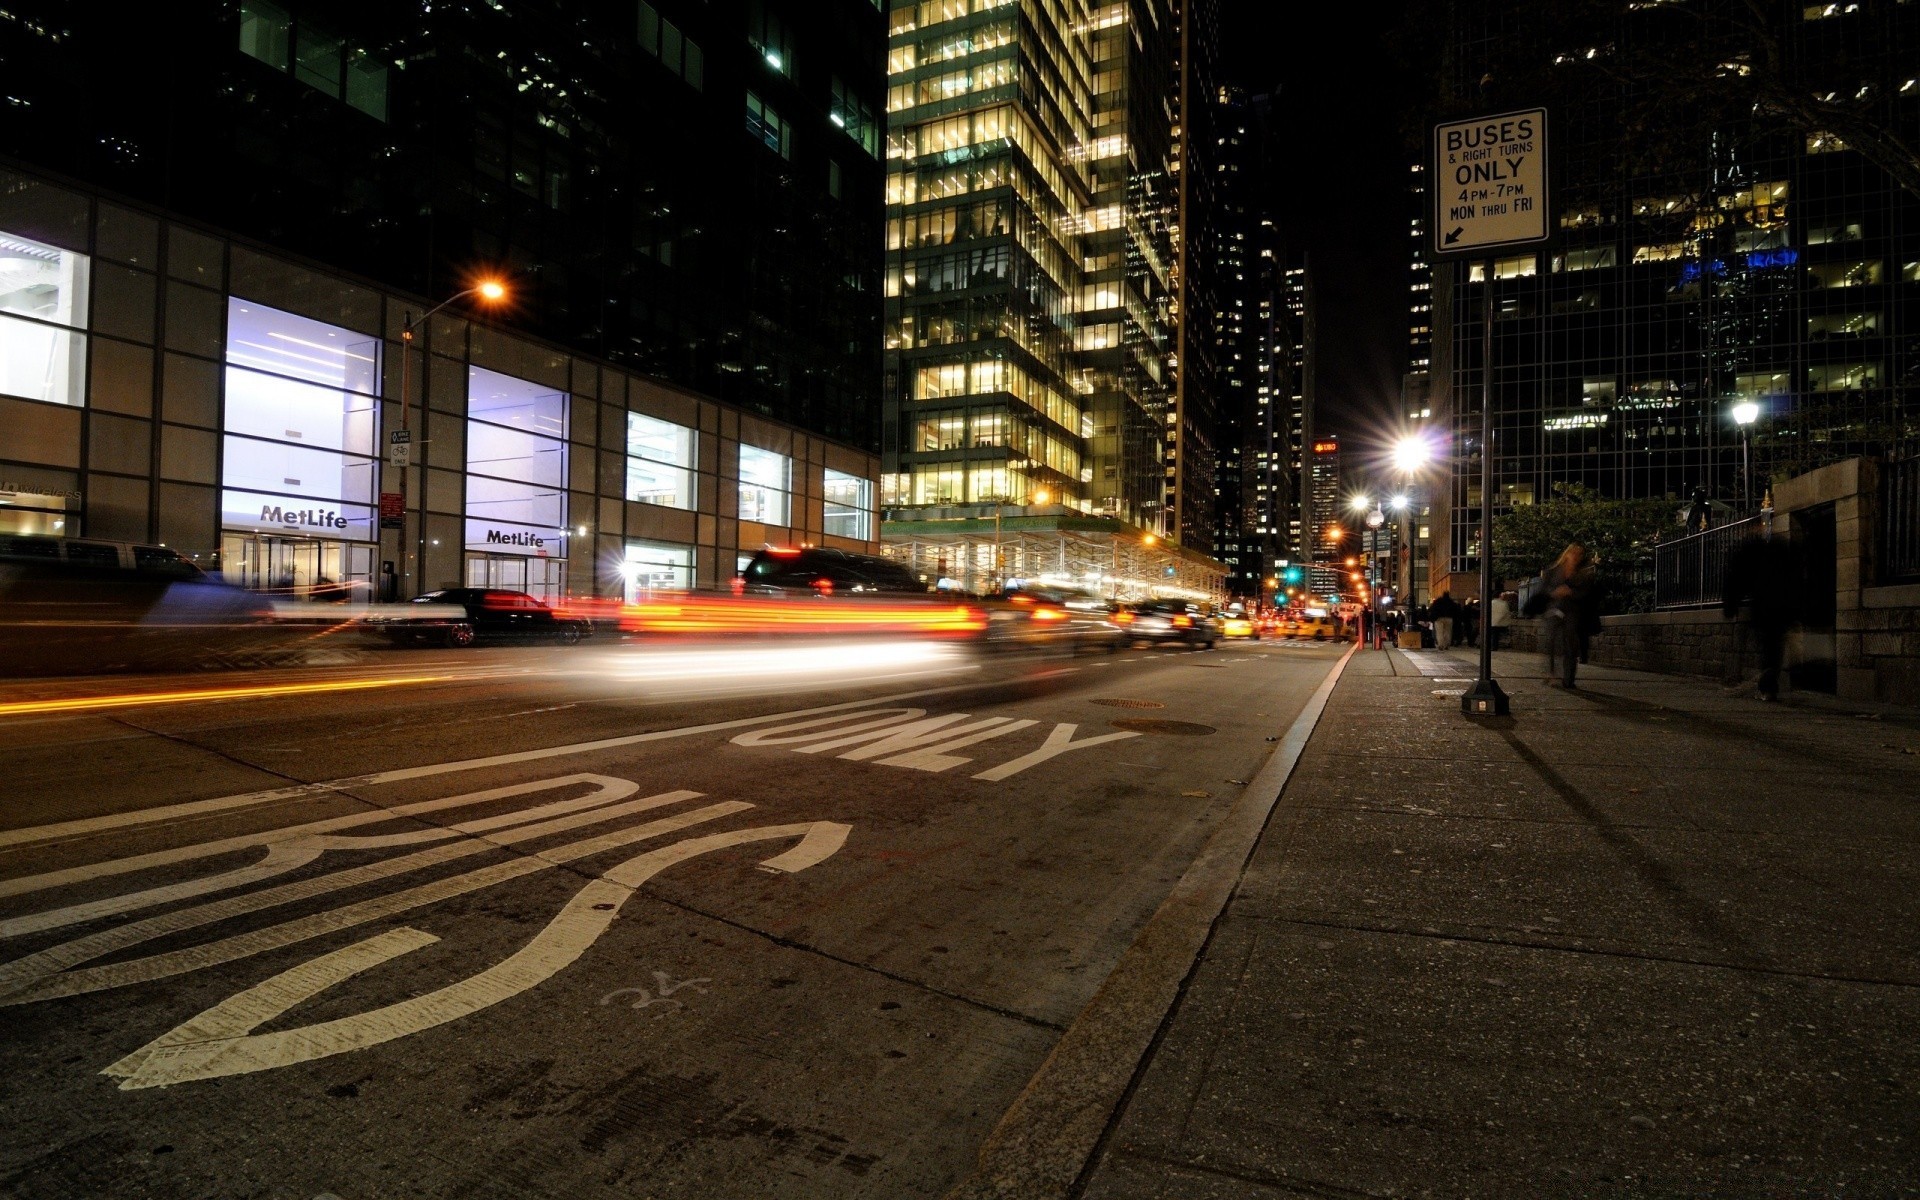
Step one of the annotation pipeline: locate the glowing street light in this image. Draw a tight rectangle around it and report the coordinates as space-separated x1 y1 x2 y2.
1392 433 1433 474
1349 494 1373 513
395 278 510 597
1732 401 1760 509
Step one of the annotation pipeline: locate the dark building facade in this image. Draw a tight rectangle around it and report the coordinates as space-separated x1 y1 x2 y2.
0 0 887 450
1428 0 1920 595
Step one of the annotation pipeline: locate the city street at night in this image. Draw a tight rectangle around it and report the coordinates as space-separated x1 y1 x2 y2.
0 636 1350 1198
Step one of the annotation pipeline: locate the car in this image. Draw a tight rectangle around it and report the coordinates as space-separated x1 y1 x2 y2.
977 585 1130 656
1219 608 1259 640
1117 599 1217 649
1279 613 1339 640
375 588 592 647
734 546 930 596
0 534 275 675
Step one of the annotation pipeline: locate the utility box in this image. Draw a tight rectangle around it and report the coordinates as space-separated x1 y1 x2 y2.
1398 630 1424 650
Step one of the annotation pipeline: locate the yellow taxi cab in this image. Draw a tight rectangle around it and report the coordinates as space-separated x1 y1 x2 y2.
1220 608 1259 639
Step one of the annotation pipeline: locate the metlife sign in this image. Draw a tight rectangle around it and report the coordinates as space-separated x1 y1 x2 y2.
1432 108 1548 257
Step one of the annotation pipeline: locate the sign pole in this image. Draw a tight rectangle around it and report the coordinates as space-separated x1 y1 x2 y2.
1433 107 1544 718
1462 258 1508 715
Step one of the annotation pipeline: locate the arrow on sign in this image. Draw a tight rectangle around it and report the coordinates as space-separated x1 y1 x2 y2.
1445 226 1464 246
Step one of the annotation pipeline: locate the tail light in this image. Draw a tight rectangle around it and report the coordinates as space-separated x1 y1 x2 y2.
729 577 745 595
1115 611 1134 624
812 577 834 596
1031 606 1066 622
1172 615 1193 628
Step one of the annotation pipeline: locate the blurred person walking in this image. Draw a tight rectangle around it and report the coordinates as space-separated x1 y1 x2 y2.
1488 590 1513 651
1539 543 1598 688
1429 589 1461 650
1722 526 1798 702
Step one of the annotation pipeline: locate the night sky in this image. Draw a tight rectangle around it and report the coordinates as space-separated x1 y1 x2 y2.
1221 2 1421 446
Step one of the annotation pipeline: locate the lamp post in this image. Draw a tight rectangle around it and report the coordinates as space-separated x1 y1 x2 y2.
1732 400 1759 511
395 279 508 597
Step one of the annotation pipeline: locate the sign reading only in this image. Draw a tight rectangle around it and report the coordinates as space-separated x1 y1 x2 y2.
1432 108 1547 256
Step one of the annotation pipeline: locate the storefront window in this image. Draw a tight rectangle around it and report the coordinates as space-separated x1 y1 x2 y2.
0 484 76 535
0 230 90 406
465 366 568 559
626 412 695 509
221 299 380 552
737 445 790 526
622 540 694 601
823 470 873 539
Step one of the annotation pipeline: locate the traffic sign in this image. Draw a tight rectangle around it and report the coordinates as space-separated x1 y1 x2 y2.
387 428 413 468
1432 108 1547 257
379 491 404 529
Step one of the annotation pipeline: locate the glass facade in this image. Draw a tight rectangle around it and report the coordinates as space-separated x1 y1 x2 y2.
623 540 695 600
824 468 873 539
0 230 89 408
881 0 1180 533
1434 2 1920 588
465 366 569 562
219 299 380 597
626 412 696 510
737 444 791 526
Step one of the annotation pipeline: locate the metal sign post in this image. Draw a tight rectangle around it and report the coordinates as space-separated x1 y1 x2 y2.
1432 108 1549 718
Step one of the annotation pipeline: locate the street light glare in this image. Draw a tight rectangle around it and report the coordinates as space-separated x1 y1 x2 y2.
1032 488 1050 505
476 280 508 302
1392 434 1432 473
1732 400 1760 426
1349 494 1371 512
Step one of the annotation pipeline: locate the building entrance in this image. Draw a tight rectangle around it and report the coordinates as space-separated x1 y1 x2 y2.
220 532 374 601
465 553 565 603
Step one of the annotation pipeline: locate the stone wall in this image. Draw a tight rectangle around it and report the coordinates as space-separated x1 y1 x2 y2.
1503 610 1750 684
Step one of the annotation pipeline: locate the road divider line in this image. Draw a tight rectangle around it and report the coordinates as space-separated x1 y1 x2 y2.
0 675 461 719
942 638 1358 1200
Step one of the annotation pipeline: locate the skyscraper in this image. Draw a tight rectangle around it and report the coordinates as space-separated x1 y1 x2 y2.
1426 1 1920 597
1307 435 1342 600
0 0 887 449
879 0 1226 600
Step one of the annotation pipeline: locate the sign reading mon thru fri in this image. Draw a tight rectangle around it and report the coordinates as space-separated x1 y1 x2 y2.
1432 107 1548 256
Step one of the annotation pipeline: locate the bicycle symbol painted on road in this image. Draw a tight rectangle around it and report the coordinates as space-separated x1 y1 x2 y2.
0 774 849 1089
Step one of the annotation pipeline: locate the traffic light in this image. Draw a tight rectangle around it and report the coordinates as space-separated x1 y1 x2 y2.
1282 565 1305 586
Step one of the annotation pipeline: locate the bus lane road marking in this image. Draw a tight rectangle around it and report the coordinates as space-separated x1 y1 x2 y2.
730 707 1138 780
0 773 852 1090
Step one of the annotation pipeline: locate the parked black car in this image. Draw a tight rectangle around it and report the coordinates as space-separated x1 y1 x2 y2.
376 588 592 647
1118 599 1219 649
734 547 929 595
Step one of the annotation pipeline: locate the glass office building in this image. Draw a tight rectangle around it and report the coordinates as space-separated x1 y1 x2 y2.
1429 1 1920 593
0 164 881 602
0 0 886 451
880 0 1185 538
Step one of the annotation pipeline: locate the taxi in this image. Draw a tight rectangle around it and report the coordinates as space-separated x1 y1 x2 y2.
1220 608 1259 639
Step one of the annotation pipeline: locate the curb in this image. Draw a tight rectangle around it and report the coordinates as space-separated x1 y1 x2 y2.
941 639 1361 1200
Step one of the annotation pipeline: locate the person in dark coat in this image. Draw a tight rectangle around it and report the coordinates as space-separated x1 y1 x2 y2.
1428 590 1462 650
1722 528 1798 701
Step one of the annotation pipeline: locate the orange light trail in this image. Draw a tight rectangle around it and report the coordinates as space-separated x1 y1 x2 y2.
0 675 457 719
619 597 986 636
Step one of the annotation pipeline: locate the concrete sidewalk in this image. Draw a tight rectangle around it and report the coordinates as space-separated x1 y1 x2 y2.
1080 646 1920 1198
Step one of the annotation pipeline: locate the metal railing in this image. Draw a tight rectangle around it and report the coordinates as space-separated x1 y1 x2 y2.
1653 514 1765 609
1882 457 1920 583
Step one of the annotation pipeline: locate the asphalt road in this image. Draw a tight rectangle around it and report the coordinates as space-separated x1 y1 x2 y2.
0 634 1347 1199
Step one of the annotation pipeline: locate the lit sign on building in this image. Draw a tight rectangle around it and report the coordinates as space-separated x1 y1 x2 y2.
1312 440 1339 454
1677 248 1799 284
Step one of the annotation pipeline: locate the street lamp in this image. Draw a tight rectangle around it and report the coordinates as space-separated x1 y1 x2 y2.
395 279 509 597
1732 400 1759 510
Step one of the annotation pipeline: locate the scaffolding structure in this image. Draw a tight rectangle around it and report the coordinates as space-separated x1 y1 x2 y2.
880 514 1227 604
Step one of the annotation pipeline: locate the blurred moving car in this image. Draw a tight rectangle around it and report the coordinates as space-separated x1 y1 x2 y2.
1219 607 1259 640
0 534 275 675
1118 599 1217 649
1277 613 1340 640
978 584 1129 657
374 588 593 647
735 546 929 595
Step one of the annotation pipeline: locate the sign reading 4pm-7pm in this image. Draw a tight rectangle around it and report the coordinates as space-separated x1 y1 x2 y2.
1433 108 1548 256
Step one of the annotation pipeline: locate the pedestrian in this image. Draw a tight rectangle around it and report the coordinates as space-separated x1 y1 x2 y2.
1488 590 1513 651
1539 542 1598 688
1461 598 1480 647
1428 589 1461 650
1721 525 1798 701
